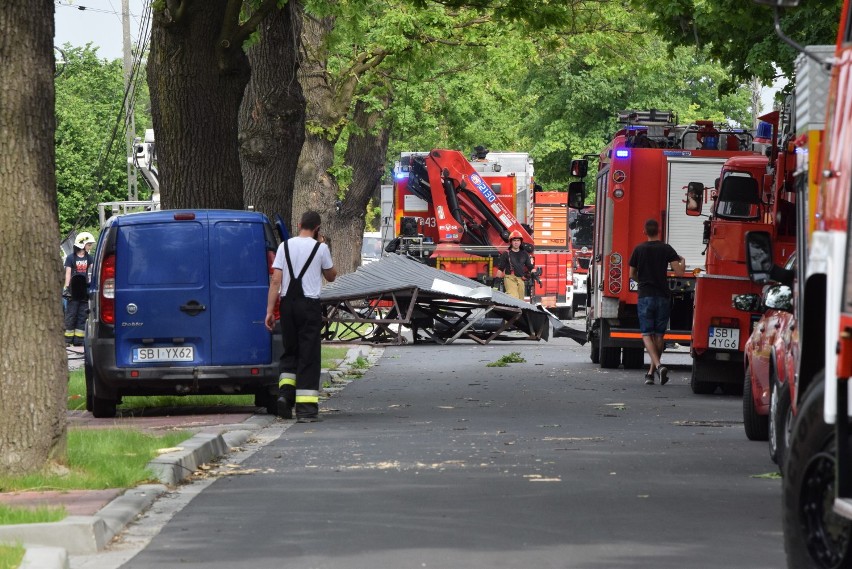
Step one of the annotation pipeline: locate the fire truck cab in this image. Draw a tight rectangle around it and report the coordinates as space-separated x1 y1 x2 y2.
688 116 797 395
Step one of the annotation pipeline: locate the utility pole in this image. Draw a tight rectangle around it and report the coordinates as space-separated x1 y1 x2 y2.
122 0 138 201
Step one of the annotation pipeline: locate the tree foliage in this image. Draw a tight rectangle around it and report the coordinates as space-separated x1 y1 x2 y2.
55 45 150 238
385 0 752 189
631 0 842 88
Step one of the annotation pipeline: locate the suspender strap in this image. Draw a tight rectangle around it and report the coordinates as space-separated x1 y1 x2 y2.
283 240 322 280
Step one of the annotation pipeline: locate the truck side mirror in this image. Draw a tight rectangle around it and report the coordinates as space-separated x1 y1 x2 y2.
685 182 704 216
571 159 588 178
745 231 774 282
568 181 585 209
732 293 763 313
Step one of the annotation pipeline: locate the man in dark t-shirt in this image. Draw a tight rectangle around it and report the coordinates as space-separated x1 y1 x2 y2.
628 219 685 386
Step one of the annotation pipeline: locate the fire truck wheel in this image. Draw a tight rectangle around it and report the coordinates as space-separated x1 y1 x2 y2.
783 374 852 569
743 364 769 441
690 358 717 395
590 336 600 364
622 348 645 369
769 371 792 469
600 345 621 369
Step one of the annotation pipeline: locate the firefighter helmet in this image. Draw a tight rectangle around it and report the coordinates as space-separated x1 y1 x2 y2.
508 230 524 242
74 232 95 249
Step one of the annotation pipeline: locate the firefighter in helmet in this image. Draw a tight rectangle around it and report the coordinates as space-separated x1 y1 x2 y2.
63 232 95 346
495 230 533 300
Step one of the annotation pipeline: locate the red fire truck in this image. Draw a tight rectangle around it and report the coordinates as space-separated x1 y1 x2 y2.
390 149 533 282
578 109 761 369
687 110 797 395
391 149 574 315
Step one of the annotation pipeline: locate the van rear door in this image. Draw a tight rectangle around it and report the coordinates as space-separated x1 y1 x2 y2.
208 215 272 365
114 214 212 367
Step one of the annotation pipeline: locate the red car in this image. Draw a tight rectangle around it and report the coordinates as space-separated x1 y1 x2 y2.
737 253 796 467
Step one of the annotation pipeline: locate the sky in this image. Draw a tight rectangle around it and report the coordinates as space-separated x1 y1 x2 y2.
54 0 149 62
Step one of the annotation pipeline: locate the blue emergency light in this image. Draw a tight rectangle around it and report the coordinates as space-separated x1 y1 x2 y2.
615 149 629 158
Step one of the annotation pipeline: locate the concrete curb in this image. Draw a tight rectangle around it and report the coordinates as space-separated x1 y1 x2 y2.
19 545 68 569
5 345 380 567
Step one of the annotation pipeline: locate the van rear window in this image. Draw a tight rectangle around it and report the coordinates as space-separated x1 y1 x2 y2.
212 221 264 283
124 223 204 285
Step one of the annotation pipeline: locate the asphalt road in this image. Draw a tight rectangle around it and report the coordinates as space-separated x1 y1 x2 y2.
92 331 784 569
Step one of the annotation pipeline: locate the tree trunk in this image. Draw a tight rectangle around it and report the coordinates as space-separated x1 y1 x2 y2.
294 11 347 266
0 0 68 476
148 0 249 210
239 0 305 226
338 99 392 274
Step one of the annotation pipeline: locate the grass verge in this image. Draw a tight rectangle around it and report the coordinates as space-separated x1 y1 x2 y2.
0 543 24 569
0 429 191 494
0 505 66 525
0 428 190 526
67 346 351 411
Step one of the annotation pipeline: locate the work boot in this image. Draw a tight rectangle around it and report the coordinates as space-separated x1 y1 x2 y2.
276 385 295 419
295 402 320 423
276 397 293 419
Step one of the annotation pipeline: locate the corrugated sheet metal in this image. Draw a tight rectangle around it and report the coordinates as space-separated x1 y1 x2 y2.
321 254 587 345
321 254 527 308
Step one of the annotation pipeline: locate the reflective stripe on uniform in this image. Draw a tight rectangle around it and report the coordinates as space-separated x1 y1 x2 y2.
74 330 85 338
278 373 296 388
296 389 319 404
64 331 75 338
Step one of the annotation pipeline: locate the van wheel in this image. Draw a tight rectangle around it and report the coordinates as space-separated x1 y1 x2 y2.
783 374 852 568
84 361 94 413
255 390 277 415
742 365 768 441
92 396 117 419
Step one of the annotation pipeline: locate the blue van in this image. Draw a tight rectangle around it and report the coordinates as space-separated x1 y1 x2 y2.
84 210 283 418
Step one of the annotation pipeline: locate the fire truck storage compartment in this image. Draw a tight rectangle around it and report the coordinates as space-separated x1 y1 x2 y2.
665 157 727 270
534 206 569 247
536 251 570 300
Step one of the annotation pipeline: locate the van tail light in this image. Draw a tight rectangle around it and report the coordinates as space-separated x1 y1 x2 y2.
100 254 116 324
267 250 280 321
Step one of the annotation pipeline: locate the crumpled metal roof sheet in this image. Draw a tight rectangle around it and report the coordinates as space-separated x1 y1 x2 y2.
320 254 551 340
321 255 524 307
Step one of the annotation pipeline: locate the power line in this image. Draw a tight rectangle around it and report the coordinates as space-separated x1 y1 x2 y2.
62 0 153 239
54 1 140 19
